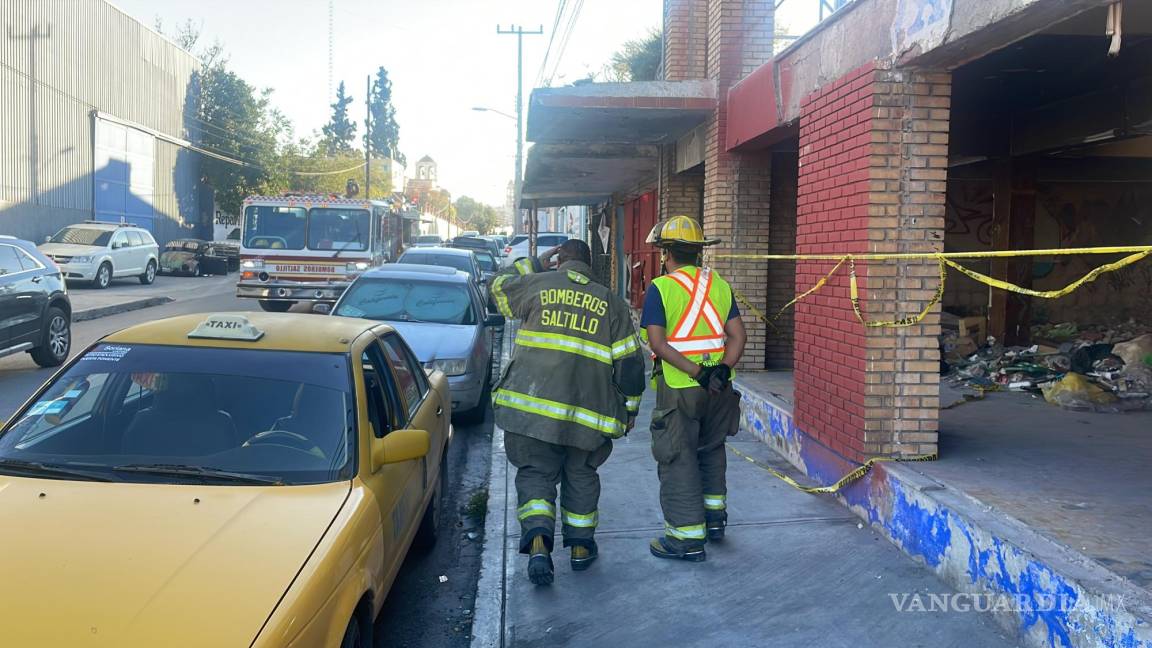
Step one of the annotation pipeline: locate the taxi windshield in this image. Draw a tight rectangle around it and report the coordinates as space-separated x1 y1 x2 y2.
0 344 355 485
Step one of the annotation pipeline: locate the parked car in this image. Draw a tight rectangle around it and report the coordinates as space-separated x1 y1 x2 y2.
0 236 71 367
471 249 499 284
412 235 444 248
0 312 450 648
397 247 484 285
332 264 502 423
39 221 159 288
211 227 242 271
449 235 503 263
481 235 508 253
459 230 480 238
159 239 232 276
503 232 570 262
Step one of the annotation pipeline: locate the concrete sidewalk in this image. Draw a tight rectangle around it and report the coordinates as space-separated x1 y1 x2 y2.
472 387 1018 648
69 275 234 321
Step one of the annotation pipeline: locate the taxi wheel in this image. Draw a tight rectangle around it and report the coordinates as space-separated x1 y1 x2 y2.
258 300 294 313
414 455 446 551
339 611 371 648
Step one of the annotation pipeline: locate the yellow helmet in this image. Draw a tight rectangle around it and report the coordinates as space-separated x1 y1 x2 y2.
645 215 720 247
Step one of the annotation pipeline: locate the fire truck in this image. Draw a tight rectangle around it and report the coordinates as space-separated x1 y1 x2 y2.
235 194 396 311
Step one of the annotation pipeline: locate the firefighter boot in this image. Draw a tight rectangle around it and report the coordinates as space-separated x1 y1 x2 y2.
706 513 726 541
527 535 554 586
648 537 706 562
569 541 598 571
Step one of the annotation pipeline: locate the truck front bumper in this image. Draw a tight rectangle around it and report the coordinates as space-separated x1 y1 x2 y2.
236 280 350 303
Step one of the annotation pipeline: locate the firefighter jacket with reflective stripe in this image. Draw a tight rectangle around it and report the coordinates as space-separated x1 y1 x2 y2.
649 266 735 389
490 259 646 451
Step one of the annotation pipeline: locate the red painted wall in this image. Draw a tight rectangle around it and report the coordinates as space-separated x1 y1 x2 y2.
793 62 876 460
623 191 660 310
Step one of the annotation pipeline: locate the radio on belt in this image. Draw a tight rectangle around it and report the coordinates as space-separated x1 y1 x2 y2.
187 314 265 341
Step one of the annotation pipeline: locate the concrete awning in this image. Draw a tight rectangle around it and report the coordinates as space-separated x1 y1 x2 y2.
520 143 659 208
520 80 715 207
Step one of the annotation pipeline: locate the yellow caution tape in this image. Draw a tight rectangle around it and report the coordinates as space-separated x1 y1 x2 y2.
848 257 946 328
726 443 937 495
716 245 1152 261
939 250 1152 299
725 246 1152 331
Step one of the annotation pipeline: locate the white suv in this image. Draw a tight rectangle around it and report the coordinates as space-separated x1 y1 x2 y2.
39 222 160 288
503 232 570 266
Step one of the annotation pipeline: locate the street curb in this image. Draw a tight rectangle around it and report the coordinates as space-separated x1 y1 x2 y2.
470 423 508 648
73 297 174 322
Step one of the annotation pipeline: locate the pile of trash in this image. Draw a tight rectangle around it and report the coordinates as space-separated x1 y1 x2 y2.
941 320 1152 412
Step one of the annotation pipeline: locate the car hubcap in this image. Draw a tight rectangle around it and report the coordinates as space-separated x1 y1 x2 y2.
99 267 109 285
147 264 155 281
49 316 69 357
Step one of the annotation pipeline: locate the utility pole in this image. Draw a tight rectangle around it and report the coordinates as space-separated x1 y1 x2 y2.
496 24 542 237
365 74 372 200
8 24 51 204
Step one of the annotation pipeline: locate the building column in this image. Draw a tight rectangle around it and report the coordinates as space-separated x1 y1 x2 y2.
699 0 775 370
795 63 951 461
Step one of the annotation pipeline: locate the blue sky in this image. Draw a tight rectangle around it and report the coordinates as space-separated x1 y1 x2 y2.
112 0 819 205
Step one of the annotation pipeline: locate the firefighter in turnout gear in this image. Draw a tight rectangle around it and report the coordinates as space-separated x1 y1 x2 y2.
490 239 646 585
640 215 747 562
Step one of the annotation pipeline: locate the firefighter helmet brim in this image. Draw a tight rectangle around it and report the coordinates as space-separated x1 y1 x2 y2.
646 215 721 247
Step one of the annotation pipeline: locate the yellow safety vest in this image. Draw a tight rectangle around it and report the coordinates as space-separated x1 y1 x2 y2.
650 266 734 388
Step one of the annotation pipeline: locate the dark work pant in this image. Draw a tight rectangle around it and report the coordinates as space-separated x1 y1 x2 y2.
504 432 613 553
650 376 741 550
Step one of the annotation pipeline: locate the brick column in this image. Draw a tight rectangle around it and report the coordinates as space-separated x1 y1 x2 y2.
795 63 950 461
664 0 708 81
701 0 775 370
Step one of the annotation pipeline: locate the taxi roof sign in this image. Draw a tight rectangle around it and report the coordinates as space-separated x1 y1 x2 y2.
188 315 265 341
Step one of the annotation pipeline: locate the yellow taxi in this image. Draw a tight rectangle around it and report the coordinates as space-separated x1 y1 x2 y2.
0 313 452 647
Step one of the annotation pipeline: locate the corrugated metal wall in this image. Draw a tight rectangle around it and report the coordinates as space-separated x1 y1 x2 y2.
0 0 202 242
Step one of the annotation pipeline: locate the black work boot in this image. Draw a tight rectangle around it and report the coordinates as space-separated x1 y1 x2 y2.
649 537 706 562
706 514 727 541
527 535 554 585
569 541 598 571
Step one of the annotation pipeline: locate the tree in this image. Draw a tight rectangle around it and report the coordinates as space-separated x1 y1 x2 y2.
161 21 292 215
454 196 503 235
321 81 358 156
604 29 661 82
367 67 404 166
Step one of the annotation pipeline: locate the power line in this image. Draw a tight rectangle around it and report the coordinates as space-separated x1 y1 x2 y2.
534 0 567 88
545 0 584 87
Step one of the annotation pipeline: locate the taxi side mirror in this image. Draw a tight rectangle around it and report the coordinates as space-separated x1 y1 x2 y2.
372 429 430 471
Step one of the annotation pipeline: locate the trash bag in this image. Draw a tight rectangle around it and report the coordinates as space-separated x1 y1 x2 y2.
1069 343 1115 374
1041 373 1117 411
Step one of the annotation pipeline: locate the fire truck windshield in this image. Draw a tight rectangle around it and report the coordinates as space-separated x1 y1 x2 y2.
308 208 369 252
242 205 370 252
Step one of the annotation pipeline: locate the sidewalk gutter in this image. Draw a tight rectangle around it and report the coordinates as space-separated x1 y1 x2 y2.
734 378 1152 648
73 297 174 322
471 423 508 648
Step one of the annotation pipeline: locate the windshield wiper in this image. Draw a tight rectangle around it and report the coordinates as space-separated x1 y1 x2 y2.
331 230 364 259
112 464 284 485
0 458 113 482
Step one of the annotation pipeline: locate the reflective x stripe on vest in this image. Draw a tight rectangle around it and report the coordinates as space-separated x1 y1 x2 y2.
665 268 726 357
652 267 733 389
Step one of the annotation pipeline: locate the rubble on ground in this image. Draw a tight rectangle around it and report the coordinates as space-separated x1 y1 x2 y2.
940 318 1152 412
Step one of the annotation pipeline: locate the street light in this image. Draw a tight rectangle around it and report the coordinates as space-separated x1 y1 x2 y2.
473 105 524 234
471 106 516 121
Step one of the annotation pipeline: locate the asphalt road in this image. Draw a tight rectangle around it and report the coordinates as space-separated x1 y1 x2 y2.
0 280 494 646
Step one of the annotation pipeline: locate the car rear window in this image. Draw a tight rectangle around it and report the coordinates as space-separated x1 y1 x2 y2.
399 252 473 274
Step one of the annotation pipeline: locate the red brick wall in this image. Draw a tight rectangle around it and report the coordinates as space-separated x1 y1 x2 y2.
794 63 950 461
794 62 875 459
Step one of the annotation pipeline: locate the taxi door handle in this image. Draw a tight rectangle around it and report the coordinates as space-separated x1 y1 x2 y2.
436 405 443 417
